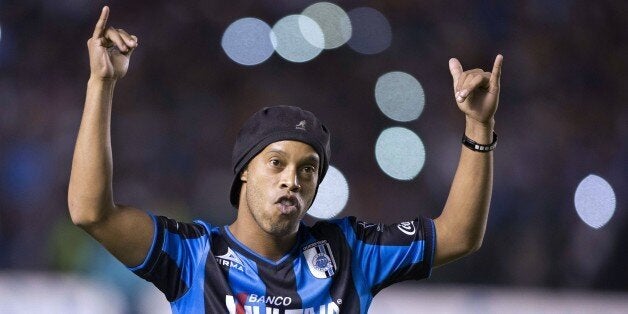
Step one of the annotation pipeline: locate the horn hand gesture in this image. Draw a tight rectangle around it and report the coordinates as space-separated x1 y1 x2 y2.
449 55 503 125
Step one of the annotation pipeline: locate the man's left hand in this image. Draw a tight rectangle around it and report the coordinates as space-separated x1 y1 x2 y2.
448 55 503 125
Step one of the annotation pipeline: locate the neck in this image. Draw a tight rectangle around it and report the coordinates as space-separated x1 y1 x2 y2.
229 215 299 262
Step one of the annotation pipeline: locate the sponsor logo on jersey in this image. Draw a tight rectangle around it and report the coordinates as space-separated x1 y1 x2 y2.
397 221 416 236
216 247 245 272
303 240 336 279
248 294 292 306
225 294 340 314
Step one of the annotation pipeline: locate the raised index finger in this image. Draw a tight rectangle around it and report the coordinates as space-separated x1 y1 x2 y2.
92 6 110 38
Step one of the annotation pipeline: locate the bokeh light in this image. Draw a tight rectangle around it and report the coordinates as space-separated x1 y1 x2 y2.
271 15 324 63
375 71 425 122
302 2 352 49
347 7 392 55
221 18 274 66
308 165 349 219
574 174 616 229
375 127 425 180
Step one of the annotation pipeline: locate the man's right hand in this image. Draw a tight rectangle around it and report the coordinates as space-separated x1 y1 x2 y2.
87 6 138 80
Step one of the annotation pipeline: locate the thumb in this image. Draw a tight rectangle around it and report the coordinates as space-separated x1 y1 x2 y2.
127 36 138 57
448 58 463 88
125 45 136 58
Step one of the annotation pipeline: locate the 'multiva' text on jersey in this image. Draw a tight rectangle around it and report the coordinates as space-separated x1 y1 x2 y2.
225 295 340 314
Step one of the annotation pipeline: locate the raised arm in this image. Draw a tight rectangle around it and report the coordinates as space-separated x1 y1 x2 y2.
433 55 503 267
68 6 153 267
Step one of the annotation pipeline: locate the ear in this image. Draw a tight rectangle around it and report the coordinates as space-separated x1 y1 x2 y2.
240 168 248 182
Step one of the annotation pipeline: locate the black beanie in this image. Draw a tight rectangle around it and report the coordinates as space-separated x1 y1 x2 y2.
230 105 331 207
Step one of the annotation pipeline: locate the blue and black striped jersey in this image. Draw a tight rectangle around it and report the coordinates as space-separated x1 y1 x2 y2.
129 213 435 313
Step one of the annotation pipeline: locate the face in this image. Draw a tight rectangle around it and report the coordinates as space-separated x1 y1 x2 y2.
239 140 320 237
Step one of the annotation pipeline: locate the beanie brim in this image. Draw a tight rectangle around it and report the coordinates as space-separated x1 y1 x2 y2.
229 132 328 207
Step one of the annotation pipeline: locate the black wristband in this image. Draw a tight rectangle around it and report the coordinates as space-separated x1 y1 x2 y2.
462 132 497 152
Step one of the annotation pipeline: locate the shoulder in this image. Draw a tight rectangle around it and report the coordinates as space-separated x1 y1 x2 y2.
310 216 354 232
158 216 204 237
308 216 367 243
152 215 221 242
310 216 433 245
310 216 378 233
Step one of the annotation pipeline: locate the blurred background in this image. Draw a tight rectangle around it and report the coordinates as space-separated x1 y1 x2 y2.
0 0 626 313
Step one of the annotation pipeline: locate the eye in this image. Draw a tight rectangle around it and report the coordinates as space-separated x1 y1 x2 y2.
269 159 281 167
302 165 316 174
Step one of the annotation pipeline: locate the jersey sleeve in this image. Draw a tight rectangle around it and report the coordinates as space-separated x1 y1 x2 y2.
128 213 210 302
337 216 436 295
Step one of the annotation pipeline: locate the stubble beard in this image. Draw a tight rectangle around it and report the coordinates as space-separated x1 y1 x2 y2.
246 186 301 237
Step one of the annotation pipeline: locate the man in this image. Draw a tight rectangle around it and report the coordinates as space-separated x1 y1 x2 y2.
68 6 503 314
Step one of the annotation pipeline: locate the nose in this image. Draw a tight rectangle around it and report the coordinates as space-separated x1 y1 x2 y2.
280 167 301 192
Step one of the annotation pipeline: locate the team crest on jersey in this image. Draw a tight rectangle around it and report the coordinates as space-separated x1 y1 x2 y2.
216 247 245 272
303 240 336 279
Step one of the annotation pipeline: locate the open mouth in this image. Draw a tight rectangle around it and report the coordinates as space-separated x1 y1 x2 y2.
276 195 300 215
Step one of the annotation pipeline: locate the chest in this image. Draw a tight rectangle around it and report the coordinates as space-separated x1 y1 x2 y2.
204 239 352 313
